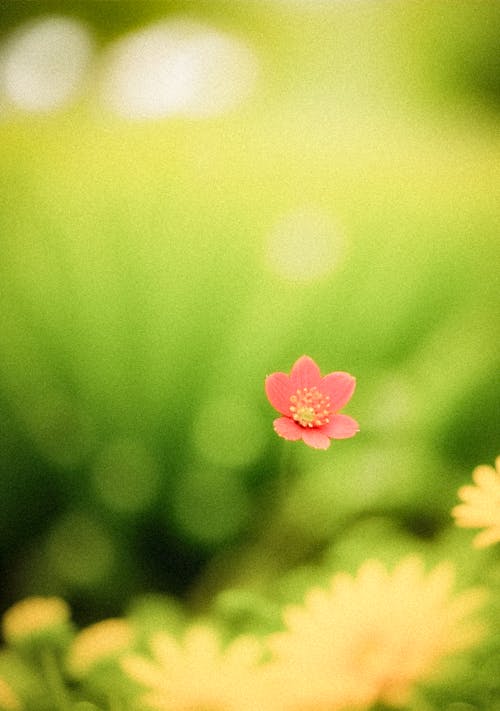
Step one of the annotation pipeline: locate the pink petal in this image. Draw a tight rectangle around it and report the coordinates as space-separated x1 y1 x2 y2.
301 429 331 449
321 414 359 439
321 372 356 411
273 416 303 441
265 372 293 415
290 355 322 391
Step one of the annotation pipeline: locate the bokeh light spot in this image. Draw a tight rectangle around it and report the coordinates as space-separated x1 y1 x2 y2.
20 389 97 469
172 467 250 545
265 207 344 282
369 375 414 431
45 512 115 588
91 438 161 515
1 16 94 112
192 396 266 469
99 18 259 120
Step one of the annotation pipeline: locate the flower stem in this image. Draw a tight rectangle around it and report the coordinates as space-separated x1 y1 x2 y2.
40 649 71 711
276 438 296 501
108 694 123 711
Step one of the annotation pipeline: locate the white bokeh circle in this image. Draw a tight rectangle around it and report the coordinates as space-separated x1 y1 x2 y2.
99 18 259 120
1 15 94 112
266 207 344 282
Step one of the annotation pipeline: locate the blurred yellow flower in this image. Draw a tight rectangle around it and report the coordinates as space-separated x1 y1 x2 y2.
264 556 485 710
452 456 500 548
67 618 134 678
122 624 264 711
1 597 70 645
0 678 21 711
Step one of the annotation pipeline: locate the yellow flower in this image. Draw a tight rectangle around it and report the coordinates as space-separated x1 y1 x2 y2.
67 618 134 678
452 456 500 548
1 597 70 646
0 678 21 711
122 624 264 711
264 556 485 710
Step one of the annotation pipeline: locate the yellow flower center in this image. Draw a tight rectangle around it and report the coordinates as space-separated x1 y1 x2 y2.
289 386 332 428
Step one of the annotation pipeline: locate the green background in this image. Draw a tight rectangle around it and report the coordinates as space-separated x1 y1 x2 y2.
0 0 498 644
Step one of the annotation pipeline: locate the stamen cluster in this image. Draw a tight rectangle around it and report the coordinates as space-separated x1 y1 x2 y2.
289 387 331 428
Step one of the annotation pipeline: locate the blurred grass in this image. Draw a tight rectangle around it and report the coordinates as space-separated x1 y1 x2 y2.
0 0 499 624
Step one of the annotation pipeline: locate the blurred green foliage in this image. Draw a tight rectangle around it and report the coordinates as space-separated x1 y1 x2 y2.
0 0 498 655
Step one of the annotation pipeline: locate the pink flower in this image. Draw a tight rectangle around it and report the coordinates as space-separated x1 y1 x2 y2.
265 355 359 450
